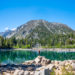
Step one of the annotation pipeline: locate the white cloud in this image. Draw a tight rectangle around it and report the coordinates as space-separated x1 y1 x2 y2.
11 28 16 31
5 27 9 31
5 27 16 31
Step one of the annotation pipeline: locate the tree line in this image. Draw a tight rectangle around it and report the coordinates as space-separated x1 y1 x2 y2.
0 33 75 49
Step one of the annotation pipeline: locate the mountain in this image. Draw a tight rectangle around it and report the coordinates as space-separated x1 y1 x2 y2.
0 20 74 39
0 30 13 37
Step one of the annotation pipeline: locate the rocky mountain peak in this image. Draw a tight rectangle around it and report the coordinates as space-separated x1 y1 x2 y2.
0 20 74 39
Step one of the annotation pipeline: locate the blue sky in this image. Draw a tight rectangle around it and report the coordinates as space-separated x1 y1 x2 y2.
0 0 75 32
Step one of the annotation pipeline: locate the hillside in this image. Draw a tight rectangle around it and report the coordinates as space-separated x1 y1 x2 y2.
0 20 75 48
0 30 14 37
5 20 74 39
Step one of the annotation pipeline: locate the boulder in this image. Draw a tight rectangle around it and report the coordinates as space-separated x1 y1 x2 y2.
3 72 11 75
34 56 51 65
18 70 24 75
34 68 50 75
59 61 65 66
13 69 20 75
71 63 75 71
35 64 54 75
24 71 30 75
27 67 35 71
34 56 42 64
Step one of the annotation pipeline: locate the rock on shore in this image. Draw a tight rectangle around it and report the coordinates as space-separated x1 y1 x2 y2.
0 56 75 75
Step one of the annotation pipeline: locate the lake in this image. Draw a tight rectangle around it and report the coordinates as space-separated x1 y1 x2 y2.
0 50 75 64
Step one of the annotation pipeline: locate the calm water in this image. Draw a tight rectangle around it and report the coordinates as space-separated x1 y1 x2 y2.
0 50 75 64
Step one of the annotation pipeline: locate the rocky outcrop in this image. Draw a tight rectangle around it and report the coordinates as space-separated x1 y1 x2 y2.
22 56 51 66
0 56 52 75
34 56 51 65
0 56 75 75
51 60 75 75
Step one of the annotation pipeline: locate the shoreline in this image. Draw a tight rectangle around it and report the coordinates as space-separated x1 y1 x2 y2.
0 56 75 75
0 48 75 52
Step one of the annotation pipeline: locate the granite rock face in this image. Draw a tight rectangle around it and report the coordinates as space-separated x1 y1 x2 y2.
34 56 51 65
